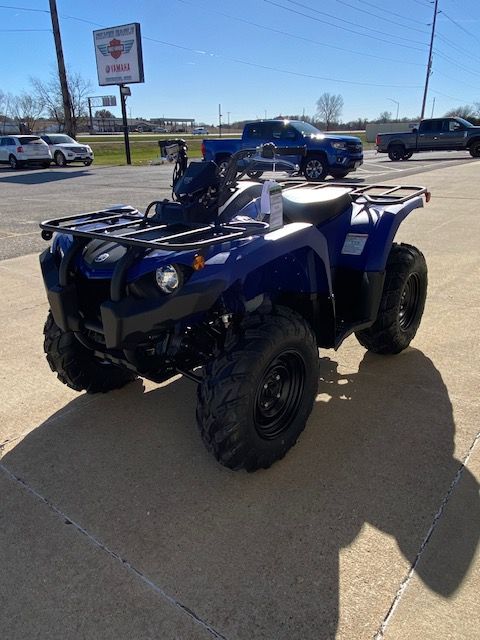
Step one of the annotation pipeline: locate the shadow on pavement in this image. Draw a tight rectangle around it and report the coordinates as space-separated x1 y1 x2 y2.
2 348 479 639
0 169 91 185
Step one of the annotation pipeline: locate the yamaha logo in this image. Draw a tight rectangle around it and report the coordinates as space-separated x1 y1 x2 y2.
94 253 110 263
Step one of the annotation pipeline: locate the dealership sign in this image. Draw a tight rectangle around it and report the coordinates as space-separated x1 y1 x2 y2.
93 23 144 86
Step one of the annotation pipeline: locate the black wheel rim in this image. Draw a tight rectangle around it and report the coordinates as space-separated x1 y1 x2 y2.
398 272 421 330
253 350 305 440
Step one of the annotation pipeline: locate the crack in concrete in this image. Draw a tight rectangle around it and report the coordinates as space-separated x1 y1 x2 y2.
373 429 480 639
0 463 228 640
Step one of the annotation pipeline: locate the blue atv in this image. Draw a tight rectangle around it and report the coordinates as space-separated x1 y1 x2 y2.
39 141 430 471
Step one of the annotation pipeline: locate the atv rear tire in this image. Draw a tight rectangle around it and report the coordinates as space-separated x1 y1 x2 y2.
43 311 136 393
355 243 427 354
196 307 319 471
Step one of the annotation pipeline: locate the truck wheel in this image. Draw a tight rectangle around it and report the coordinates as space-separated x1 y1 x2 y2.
469 141 480 158
215 154 231 177
388 145 406 161
329 169 350 179
196 307 319 471
43 311 136 393
355 243 427 355
303 154 327 181
402 151 413 160
246 170 263 179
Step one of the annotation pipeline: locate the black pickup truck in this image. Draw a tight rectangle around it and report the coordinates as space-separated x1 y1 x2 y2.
376 117 480 160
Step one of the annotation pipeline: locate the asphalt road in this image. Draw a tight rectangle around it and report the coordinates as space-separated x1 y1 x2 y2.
0 149 475 260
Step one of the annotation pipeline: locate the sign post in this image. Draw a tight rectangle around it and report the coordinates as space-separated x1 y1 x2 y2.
93 22 144 164
119 85 131 165
87 95 117 133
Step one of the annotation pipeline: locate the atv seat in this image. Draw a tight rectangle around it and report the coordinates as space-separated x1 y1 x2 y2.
282 186 352 225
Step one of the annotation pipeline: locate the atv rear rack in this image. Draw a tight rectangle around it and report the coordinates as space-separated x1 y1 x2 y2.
40 206 269 252
282 181 430 205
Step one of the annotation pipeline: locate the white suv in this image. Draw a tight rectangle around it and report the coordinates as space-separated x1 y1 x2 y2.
40 134 94 167
0 135 52 169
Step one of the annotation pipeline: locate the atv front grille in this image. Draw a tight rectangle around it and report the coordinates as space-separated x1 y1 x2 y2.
76 275 110 323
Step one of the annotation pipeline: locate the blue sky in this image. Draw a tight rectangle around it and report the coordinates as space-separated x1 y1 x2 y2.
1 0 480 125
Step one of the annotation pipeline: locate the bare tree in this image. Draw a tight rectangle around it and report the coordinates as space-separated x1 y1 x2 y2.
11 92 44 132
31 70 92 137
0 90 16 134
316 93 343 130
444 105 476 119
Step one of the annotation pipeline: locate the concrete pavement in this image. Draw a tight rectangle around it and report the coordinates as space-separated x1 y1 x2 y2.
1 160 479 639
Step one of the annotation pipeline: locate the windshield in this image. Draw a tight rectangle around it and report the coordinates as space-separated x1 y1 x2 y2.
19 136 43 144
49 135 75 144
456 118 473 128
291 122 322 136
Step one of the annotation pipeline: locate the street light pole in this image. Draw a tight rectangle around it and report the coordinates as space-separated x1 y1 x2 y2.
387 98 400 121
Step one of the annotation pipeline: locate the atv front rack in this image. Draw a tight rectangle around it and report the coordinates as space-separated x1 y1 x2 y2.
282 181 430 205
40 206 269 252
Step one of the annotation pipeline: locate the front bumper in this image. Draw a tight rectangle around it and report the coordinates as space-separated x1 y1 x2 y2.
40 249 225 349
66 153 94 162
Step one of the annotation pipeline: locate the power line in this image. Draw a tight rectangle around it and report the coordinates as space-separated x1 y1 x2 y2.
433 48 480 79
0 4 48 12
342 0 428 26
433 68 480 92
435 32 480 65
262 0 428 51
144 32 424 89
175 0 425 68
0 28 51 31
429 88 469 103
11 4 420 90
333 0 428 33
269 0 429 46
440 9 480 47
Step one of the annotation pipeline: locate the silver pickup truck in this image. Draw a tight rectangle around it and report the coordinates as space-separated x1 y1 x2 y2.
376 117 480 161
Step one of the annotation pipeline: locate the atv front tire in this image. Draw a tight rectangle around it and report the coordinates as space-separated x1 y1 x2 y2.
196 307 319 471
355 243 427 354
43 311 136 393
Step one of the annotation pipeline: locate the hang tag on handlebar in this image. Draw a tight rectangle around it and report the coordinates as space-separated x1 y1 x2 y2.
260 180 283 231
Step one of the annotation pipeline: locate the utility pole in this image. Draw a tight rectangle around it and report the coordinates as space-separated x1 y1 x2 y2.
421 0 438 120
49 0 74 136
218 103 222 137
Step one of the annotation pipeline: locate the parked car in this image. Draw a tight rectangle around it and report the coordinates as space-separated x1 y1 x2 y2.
376 117 480 160
193 127 209 135
0 135 51 169
153 126 167 133
40 134 94 167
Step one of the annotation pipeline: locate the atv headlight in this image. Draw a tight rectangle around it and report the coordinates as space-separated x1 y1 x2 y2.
155 265 182 293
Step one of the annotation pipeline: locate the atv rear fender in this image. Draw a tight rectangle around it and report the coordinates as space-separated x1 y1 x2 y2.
362 196 424 271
